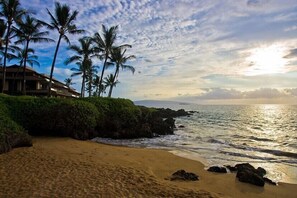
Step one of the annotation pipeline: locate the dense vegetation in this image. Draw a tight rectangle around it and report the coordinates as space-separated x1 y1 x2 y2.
0 94 182 153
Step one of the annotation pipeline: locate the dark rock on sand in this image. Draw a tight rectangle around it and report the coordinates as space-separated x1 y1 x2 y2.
224 165 237 172
257 167 267 177
207 166 227 173
236 168 265 186
264 177 277 185
170 170 199 181
178 125 185 128
235 163 266 186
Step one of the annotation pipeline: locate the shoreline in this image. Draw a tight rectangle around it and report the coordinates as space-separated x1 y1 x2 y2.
0 137 296 197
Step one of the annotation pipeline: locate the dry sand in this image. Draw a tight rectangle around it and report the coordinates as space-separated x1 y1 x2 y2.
0 137 296 198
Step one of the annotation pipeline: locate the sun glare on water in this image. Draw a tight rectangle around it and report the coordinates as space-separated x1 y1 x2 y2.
244 45 288 76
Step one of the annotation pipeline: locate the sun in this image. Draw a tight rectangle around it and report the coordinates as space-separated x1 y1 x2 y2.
244 45 288 76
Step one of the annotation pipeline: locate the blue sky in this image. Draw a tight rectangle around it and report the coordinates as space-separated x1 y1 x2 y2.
17 0 297 104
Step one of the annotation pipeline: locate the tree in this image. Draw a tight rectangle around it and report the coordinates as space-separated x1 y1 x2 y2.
65 37 95 97
104 74 119 97
64 77 74 87
69 60 91 97
92 74 102 97
108 47 135 97
0 0 26 93
45 2 84 96
93 25 123 96
15 47 39 67
14 15 53 94
11 47 39 92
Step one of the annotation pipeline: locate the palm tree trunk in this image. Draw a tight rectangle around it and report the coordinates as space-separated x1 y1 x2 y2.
81 72 85 97
108 85 113 97
1 21 12 93
12 63 22 94
88 77 92 97
98 54 108 96
108 65 119 98
48 34 62 97
22 40 30 95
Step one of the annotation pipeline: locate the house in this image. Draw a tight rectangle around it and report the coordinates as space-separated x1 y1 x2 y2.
0 65 80 98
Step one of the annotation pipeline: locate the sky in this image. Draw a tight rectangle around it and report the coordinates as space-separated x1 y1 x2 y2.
17 0 297 104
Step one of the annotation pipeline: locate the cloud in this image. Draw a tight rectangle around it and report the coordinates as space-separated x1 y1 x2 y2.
284 48 297 58
186 88 296 100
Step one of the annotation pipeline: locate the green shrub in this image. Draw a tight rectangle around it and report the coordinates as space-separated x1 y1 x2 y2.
0 100 32 154
0 95 100 140
82 97 143 138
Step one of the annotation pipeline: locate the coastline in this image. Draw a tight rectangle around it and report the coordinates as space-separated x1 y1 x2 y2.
0 137 296 197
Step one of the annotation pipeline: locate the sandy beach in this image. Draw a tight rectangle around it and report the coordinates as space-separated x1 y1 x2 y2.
0 137 296 197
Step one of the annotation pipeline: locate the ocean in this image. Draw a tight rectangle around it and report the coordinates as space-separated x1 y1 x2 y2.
93 102 297 184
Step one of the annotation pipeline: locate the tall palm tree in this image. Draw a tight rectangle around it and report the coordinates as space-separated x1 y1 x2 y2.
14 15 53 94
0 0 26 93
65 37 95 97
93 25 128 96
104 74 119 97
108 47 135 97
45 2 84 96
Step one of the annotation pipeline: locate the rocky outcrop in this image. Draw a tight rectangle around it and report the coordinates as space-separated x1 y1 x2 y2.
207 166 227 173
170 170 199 181
153 108 190 118
235 163 266 186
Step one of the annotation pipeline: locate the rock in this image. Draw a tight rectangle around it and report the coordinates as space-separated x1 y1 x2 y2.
236 169 265 186
154 108 190 118
178 125 185 128
235 163 255 172
207 166 227 173
164 117 175 130
224 165 237 172
257 167 267 177
264 177 277 185
170 170 199 181
235 163 266 186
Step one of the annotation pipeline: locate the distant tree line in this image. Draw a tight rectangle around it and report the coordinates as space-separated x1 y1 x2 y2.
0 0 135 97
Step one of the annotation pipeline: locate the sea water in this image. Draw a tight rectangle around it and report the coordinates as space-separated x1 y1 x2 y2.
93 104 297 184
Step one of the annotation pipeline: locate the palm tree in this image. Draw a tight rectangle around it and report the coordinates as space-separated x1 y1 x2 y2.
93 25 130 96
15 47 39 67
104 74 119 97
108 47 135 97
0 19 20 63
64 77 74 87
14 15 53 94
0 19 6 48
92 74 101 96
69 60 91 97
65 37 95 97
45 2 84 96
85 64 98 97
0 0 26 93
12 47 39 92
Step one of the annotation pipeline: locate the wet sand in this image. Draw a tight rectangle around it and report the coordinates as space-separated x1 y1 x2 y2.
0 137 296 197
